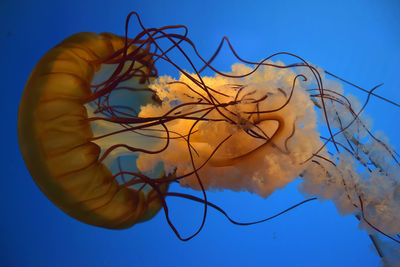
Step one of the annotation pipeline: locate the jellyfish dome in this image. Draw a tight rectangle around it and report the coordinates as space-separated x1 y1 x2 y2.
18 32 168 229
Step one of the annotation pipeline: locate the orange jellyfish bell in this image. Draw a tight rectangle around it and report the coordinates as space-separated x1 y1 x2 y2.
18 32 168 229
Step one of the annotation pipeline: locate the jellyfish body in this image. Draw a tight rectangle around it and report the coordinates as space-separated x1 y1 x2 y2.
18 32 167 229
18 12 400 264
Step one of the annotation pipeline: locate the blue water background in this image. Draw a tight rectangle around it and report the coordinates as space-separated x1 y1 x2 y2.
1 0 400 266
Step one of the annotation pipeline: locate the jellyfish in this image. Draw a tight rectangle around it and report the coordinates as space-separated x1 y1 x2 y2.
18 12 400 264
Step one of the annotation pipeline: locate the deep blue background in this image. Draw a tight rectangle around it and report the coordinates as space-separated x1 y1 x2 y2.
1 0 400 266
